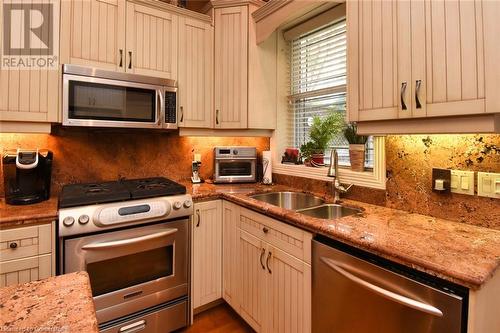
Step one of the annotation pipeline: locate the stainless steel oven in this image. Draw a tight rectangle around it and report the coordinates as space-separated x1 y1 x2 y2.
63 219 188 326
62 64 177 129
214 146 257 183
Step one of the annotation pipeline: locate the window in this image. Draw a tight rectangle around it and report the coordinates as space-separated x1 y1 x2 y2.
271 7 386 190
290 19 374 168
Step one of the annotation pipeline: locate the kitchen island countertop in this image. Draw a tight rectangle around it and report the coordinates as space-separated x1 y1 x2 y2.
0 271 99 333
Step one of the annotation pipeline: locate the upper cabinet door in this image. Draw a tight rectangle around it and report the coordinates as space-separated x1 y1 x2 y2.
60 0 126 71
348 0 500 123
0 0 60 122
423 0 488 117
214 6 248 129
178 17 213 128
347 0 405 122
125 2 178 80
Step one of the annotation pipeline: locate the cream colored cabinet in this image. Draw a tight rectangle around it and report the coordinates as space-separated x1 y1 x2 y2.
61 0 178 80
265 245 311 333
178 17 213 128
0 222 55 287
348 0 500 128
0 0 59 125
212 2 277 130
238 229 266 332
60 0 126 71
214 6 248 129
222 201 241 310
222 203 312 333
126 1 178 79
191 200 222 310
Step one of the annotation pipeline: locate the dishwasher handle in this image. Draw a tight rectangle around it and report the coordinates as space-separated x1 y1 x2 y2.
321 257 444 317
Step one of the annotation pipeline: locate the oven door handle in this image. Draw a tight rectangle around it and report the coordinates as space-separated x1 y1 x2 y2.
82 229 177 250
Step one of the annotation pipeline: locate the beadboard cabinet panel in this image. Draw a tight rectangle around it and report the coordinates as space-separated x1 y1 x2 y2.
424 0 487 117
60 0 126 71
265 245 311 333
0 0 60 123
222 201 241 310
192 200 222 309
0 222 55 287
214 6 248 129
348 0 500 129
178 17 213 128
238 229 266 332
126 2 178 79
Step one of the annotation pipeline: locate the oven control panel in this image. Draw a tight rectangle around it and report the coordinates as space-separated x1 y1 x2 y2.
58 194 193 237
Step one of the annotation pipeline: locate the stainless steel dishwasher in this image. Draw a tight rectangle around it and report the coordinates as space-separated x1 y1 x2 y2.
312 236 468 333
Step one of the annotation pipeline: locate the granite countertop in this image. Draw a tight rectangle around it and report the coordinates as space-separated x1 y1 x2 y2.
0 272 99 333
1 181 499 290
0 196 58 228
184 181 500 290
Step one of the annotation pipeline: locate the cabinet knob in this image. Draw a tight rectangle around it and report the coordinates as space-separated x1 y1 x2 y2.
9 242 18 249
262 227 269 234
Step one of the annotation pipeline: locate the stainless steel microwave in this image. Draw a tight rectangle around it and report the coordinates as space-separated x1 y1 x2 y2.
62 65 177 129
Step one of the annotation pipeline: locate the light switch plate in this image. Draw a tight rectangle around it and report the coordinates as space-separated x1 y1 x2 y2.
477 172 500 199
450 170 475 195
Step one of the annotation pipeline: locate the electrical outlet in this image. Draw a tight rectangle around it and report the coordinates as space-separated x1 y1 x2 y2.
477 172 500 199
450 170 475 196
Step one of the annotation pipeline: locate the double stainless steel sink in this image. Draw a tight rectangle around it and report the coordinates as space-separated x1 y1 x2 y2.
249 191 362 219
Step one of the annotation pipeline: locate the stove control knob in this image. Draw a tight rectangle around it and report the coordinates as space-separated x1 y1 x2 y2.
183 200 192 208
78 215 90 225
63 216 75 227
173 201 182 210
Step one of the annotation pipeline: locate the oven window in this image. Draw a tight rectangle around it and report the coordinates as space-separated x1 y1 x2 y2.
86 246 173 296
68 81 156 122
219 162 252 176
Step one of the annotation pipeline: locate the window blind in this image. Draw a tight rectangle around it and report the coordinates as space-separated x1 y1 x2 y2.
289 19 374 168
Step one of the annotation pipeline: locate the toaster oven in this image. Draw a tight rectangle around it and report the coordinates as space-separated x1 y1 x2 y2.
214 147 256 183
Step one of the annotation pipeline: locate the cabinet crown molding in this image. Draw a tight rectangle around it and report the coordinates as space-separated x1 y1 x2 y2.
207 0 267 10
129 0 212 22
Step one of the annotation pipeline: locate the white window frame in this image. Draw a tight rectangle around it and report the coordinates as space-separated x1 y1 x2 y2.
271 5 386 190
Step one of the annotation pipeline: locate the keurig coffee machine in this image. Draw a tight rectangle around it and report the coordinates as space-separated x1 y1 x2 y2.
2 149 53 205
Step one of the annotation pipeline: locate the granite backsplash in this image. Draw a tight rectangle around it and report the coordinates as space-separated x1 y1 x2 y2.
275 134 500 230
0 126 270 195
1 129 498 229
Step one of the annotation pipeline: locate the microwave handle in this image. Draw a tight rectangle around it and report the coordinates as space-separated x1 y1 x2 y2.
157 90 163 125
82 229 177 250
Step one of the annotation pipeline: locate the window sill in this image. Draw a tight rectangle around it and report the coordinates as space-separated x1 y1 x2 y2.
272 138 386 190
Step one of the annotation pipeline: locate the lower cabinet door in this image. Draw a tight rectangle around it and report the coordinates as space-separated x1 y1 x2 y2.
264 245 312 333
192 200 222 309
222 201 240 309
238 229 267 332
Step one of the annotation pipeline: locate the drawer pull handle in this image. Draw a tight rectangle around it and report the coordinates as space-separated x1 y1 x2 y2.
9 242 18 249
262 227 269 234
400 82 408 110
266 251 272 274
259 248 266 270
415 80 422 109
196 210 201 227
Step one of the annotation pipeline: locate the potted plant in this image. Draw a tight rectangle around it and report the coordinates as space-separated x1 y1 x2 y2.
343 122 368 172
300 111 344 167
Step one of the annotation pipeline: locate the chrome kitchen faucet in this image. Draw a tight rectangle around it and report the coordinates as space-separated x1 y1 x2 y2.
327 149 353 202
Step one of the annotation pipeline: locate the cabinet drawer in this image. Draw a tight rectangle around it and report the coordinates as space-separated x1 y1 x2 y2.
238 207 312 264
0 224 53 261
0 254 53 287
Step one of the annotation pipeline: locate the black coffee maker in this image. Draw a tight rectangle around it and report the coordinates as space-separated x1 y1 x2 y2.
2 149 53 205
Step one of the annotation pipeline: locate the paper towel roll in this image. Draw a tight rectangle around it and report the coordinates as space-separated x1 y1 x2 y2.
262 151 272 185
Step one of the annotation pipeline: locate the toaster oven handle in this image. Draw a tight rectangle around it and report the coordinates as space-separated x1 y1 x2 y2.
82 229 177 250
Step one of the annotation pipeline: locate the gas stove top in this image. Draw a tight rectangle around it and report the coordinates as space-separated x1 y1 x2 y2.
59 177 186 208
